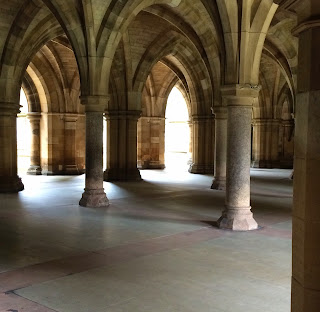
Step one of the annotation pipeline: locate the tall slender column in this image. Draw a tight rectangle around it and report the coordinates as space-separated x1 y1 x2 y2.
211 107 227 190
291 19 320 312
64 114 79 175
27 112 42 175
79 96 109 208
218 85 259 231
0 103 24 192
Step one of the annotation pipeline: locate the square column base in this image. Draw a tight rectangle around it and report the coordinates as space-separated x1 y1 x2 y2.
64 165 79 175
217 207 258 231
211 178 226 191
0 176 24 193
292 278 320 312
189 164 214 174
104 168 141 182
79 189 109 208
27 165 42 175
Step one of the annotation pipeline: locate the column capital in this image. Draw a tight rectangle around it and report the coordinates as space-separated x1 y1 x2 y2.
191 115 214 122
253 118 282 126
64 113 79 123
80 95 109 112
0 102 20 115
27 112 41 121
105 110 141 120
212 106 227 119
282 119 294 126
140 116 165 122
252 118 268 126
221 84 261 107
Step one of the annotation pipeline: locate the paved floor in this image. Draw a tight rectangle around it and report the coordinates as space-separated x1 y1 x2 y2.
0 167 292 312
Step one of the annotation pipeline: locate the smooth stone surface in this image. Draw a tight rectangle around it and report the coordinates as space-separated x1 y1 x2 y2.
0 167 292 312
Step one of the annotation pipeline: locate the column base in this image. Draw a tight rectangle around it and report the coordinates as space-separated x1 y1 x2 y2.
217 207 258 231
104 168 142 181
280 159 294 169
64 165 79 175
211 178 226 191
189 164 214 174
138 161 165 170
291 277 320 312
79 189 109 208
27 165 42 175
0 176 24 193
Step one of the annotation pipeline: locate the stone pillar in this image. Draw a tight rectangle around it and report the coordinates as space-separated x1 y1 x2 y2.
79 96 109 208
291 19 320 312
104 110 141 181
217 85 259 231
64 114 79 175
189 115 214 174
0 103 24 192
137 117 165 169
27 112 42 175
211 107 227 190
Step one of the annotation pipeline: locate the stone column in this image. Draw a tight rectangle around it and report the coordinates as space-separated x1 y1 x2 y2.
104 110 141 181
189 115 214 174
291 19 320 312
64 114 79 175
79 96 109 208
0 103 24 192
27 112 42 175
211 107 227 190
217 85 259 231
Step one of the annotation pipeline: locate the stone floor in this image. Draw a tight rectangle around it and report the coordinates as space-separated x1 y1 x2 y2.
0 167 292 312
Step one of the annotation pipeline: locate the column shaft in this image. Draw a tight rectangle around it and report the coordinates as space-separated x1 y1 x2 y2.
291 23 320 312
79 97 109 208
218 85 259 231
27 113 42 175
211 107 227 190
64 115 79 175
0 103 24 192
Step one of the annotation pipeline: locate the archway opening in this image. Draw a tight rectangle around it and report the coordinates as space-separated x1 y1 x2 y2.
165 87 190 171
17 88 31 175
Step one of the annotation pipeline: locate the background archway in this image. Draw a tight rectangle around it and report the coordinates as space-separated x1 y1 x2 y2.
165 87 190 171
17 89 31 174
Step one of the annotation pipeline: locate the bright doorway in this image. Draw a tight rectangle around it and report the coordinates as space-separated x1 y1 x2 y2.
165 87 190 171
17 89 31 174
